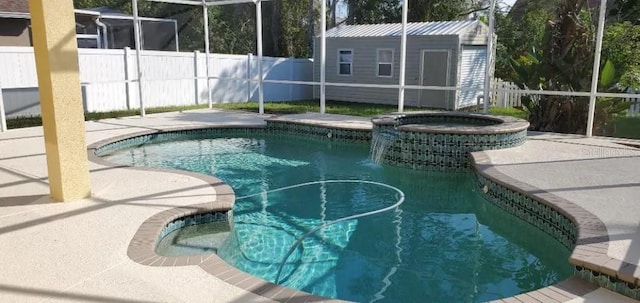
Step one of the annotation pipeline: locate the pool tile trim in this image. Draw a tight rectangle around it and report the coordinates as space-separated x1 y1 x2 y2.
87 121 630 303
472 151 640 300
265 119 371 143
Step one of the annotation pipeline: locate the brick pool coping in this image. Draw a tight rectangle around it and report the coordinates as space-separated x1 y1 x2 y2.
86 121 627 303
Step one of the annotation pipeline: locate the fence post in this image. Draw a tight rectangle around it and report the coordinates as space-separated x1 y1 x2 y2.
194 50 201 105
247 53 253 102
289 58 294 101
0 81 6 132
124 47 134 110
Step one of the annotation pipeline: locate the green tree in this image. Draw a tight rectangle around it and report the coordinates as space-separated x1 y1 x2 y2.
507 0 596 133
346 0 400 24
607 0 640 24
494 1 553 80
497 0 639 135
408 0 482 22
602 22 640 88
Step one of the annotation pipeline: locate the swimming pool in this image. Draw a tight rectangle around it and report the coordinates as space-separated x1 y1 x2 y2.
102 131 571 302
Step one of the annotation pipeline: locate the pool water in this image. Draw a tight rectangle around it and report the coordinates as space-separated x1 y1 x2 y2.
104 133 571 303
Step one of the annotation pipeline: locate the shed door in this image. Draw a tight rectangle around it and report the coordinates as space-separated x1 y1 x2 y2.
420 50 450 109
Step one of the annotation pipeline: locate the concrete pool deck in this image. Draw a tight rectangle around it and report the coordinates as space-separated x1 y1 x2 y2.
0 109 638 302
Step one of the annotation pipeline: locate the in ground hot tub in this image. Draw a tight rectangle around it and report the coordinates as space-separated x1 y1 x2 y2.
371 112 529 170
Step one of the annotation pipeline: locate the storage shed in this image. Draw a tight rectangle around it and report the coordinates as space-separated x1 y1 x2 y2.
313 20 490 110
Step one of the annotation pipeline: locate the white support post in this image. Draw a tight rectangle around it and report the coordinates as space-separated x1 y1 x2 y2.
194 50 202 104
124 47 134 109
0 82 6 132
256 0 264 114
398 0 408 112
132 0 145 116
483 0 496 114
586 0 607 137
202 1 212 108
247 53 253 102
320 0 327 114
174 20 179 51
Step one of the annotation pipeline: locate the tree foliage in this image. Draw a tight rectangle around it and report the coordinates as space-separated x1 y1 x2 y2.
345 0 486 24
496 0 640 135
73 0 314 57
407 0 483 22
345 0 400 24
602 21 640 88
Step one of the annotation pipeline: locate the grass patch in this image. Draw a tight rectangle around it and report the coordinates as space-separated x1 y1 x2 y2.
7 101 405 129
488 107 528 120
4 101 539 131
211 100 407 117
6 104 210 129
6 101 533 130
7 116 43 129
613 116 640 139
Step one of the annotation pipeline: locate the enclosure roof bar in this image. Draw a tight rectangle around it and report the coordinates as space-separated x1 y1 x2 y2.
143 0 202 5
207 0 272 5
143 0 271 6
99 14 178 22
74 9 102 16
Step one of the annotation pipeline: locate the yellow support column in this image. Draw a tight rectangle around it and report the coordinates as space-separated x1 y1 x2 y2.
29 0 91 201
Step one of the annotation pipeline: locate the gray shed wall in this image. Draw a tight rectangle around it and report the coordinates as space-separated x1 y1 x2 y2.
314 35 460 108
460 22 490 45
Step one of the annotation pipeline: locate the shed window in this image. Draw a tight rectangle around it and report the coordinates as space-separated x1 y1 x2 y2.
377 49 393 77
338 49 353 76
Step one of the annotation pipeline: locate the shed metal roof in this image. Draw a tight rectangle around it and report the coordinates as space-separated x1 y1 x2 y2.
324 20 483 38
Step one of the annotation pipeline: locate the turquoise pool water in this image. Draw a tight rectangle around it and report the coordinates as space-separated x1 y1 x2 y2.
103 133 571 302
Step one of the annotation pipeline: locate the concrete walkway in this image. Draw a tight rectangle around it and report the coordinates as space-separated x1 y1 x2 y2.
480 132 640 266
0 109 638 302
0 110 272 303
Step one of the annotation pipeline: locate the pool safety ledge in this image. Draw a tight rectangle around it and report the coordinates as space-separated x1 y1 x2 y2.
87 125 337 303
87 120 630 302
371 112 530 170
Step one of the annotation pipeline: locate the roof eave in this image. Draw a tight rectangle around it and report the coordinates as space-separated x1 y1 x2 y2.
0 12 30 19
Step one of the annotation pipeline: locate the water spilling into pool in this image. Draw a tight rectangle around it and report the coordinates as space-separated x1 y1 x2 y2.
103 133 571 302
370 129 400 164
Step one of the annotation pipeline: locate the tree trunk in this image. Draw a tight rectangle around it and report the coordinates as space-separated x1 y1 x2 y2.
329 0 337 27
271 0 281 56
308 0 315 56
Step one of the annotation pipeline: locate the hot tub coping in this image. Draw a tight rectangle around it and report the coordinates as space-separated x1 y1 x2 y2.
371 111 530 134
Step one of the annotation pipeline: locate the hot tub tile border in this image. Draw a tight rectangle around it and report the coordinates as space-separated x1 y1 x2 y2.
371 113 529 171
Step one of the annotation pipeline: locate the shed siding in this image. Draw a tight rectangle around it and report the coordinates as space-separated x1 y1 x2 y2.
458 45 486 108
460 22 489 45
314 35 459 108
0 18 30 47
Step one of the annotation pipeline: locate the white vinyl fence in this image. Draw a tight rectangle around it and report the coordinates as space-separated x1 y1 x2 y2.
490 79 524 108
0 47 313 118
